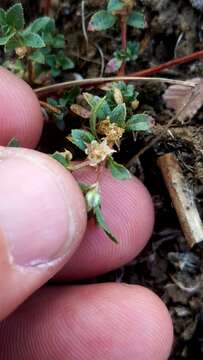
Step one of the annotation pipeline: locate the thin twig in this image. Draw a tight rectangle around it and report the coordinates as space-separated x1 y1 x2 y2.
158 153 203 248
81 0 88 44
130 49 203 77
95 43 105 77
127 85 199 167
35 76 196 97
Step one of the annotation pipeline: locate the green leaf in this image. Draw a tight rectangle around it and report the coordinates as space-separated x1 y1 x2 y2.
107 157 131 180
126 41 140 61
107 0 125 13
94 206 118 243
7 137 21 147
69 129 95 151
0 32 14 45
22 32 45 48
88 10 117 31
90 96 107 136
0 9 6 25
126 114 151 132
6 3 24 31
110 103 126 127
105 57 122 74
53 34 65 48
28 16 53 33
58 53 74 70
127 11 145 29
84 94 110 120
29 49 45 64
52 152 70 168
59 87 80 107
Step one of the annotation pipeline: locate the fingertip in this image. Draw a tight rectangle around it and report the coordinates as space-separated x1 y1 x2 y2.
0 147 87 319
0 67 43 148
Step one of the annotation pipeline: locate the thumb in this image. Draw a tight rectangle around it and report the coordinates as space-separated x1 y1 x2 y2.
0 147 87 320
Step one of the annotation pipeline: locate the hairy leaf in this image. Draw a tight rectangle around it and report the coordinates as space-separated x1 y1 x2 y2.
127 11 145 29
69 129 95 151
6 3 25 31
126 114 151 132
105 57 122 74
22 32 45 48
29 49 45 64
94 206 118 243
52 152 70 168
110 103 126 127
0 9 6 25
90 96 107 135
107 0 125 13
28 16 53 33
88 10 117 31
107 157 131 180
7 137 20 147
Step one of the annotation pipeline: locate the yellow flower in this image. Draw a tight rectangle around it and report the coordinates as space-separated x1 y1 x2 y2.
97 118 125 146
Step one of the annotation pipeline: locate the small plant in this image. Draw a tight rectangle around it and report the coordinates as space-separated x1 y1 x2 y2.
0 3 74 83
52 81 152 242
88 0 146 74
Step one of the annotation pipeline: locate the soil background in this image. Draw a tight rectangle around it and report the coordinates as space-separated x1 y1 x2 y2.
1 0 203 359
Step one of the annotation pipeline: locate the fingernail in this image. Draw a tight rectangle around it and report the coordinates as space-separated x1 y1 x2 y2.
0 150 76 267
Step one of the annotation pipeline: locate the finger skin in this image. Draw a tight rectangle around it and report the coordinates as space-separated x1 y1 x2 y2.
0 284 173 360
57 167 154 280
0 147 87 320
0 67 43 148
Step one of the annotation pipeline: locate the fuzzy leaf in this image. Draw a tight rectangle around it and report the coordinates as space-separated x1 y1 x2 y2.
22 32 45 48
28 16 53 33
29 49 45 64
127 11 145 29
94 206 118 243
6 3 25 31
0 33 14 45
126 114 151 132
53 34 65 48
107 157 131 180
52 152 69 168
107 0 125 13
88 10 117 31
7 137 20 147
105 57 122 74
110 103 126 127
84 94 111 120
69 129 95 151
90 96 107 135
58 55 74 70
0 9 6 25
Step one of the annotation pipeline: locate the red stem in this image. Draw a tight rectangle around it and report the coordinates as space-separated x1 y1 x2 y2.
118 14 127 76
41 0 51 15
129 49 203 77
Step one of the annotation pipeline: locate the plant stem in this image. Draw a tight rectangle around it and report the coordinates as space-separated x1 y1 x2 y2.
118 14 127 76
39 101 61 114
130 49 203 77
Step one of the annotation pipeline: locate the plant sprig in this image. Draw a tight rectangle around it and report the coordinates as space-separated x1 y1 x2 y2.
88 0 146 74
51 81 152 242
0 3 74 83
